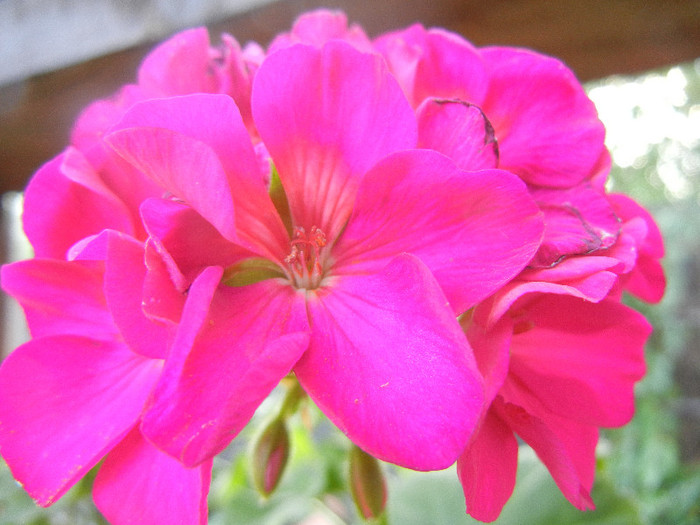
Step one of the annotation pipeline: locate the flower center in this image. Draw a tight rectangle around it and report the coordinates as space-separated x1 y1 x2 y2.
284 226 328 289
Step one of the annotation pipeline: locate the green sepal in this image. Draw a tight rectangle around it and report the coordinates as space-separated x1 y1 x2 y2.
222 258 284 287
251 416 290 497
268 163 293 237
349 445 388 521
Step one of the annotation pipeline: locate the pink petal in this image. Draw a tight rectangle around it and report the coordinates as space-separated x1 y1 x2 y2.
71 84 145 152
0 336 161 505
141 267 309 466
375 25 487 107
296 253 484 470
413 28 488 105
609 194 664 258
603 227 639 274
101 230 172 359
372 24 424 104
416 98 498 170
68 228 129 262
81 147 163 241
530 183 620 267
106 125 238 242
109 94 287 257
483 260 621 328
94 427 211 525
480 47 606 188
495 399 597 510
624 254 666 303
1 259 115 340
608 194 665 303
457 410 518 522
23 153 132 258
508 295 650 427
268 9 373 52
142 238 187 323
61 147 134 218
138 28 220 95
253 41 417 240
333 149 543 314
523 252 623 283
141 197 256 289
216 34 260 139
462 313 513 407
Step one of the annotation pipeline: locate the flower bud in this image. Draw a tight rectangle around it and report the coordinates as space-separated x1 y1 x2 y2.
348 445 387 520
251 417 290 497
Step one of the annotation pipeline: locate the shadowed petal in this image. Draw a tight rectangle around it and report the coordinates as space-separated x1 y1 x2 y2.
141 198 256 289
508 295 650 427
495 400 597 511
457 410 518 522
101 231 172 360
462 312 513 407
142 239 187 324
624 253 666 304
334 149 543 314
609 193 665 302
481 259 621 328
416 98 498 171
296 254 484 470
94 427 211 525
0 336 161 505
530 183 620 268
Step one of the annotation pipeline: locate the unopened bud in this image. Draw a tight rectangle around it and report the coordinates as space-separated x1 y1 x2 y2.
349 445 387 520
251 417 290 497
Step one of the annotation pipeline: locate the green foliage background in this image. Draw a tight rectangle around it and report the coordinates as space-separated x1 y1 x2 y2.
2 61 699 525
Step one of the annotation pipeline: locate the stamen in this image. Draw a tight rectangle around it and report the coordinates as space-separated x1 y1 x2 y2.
284 226 328 289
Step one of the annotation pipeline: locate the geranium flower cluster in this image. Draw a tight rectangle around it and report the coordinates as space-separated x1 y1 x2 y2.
0 10 664 524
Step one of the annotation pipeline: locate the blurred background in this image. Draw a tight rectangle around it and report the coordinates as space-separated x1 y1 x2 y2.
1 1 699 523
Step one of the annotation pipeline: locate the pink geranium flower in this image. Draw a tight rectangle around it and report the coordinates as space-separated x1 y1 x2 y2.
23 27 260 260
458 291 651 522
103 41 544 471
374 24 607 189
607 193 666 302
0 233 210 524
0 9 665 524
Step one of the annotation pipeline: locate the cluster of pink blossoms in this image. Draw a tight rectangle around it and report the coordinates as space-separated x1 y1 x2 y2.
0 10 665 524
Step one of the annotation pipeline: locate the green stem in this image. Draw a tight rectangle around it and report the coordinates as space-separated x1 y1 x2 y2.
279 376 306 419
372 512 389 525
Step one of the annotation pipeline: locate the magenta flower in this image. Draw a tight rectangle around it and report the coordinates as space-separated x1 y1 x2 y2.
0 9 665 525
608 193 666 302
374 24 607 189
458 291 651 522
276 11 607 188
102 41 543 471
23 27 260 260
0 233 210 524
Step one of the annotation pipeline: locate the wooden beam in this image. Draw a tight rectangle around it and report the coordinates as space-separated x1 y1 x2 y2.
1 0 698 193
